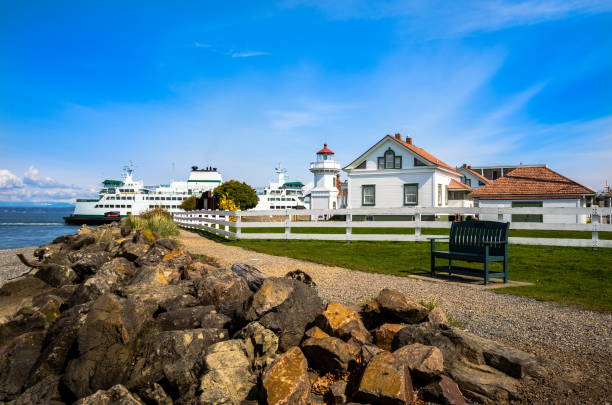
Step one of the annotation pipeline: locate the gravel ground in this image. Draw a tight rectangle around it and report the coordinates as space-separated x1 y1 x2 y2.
0 247 36 287
179 230 612 404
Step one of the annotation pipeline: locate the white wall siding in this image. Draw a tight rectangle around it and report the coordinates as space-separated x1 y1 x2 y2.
478 199 585 223
348 170 434 208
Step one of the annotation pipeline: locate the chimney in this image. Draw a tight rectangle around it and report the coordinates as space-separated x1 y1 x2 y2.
462 163 467 168
394 133 402 140
405 135 412 145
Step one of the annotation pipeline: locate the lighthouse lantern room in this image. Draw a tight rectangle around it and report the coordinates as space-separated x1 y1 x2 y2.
309 143 341 210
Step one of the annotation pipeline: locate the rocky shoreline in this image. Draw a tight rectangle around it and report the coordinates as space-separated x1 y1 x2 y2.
0 223 606 404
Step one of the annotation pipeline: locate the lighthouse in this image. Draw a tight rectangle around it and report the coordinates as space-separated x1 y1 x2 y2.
309 143 341 210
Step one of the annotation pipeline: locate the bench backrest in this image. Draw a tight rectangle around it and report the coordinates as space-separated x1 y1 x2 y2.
449 221 509 256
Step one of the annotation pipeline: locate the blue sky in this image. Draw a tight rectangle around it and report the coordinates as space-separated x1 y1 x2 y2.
1 0 611 201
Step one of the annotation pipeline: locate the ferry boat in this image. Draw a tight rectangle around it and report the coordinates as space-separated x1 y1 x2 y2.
254 167 307 210
64 165 222 225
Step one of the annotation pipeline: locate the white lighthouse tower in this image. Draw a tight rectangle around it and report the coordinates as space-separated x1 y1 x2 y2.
309 144 341 210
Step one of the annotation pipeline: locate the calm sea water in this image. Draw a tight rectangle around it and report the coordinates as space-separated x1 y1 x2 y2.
0 207 78 250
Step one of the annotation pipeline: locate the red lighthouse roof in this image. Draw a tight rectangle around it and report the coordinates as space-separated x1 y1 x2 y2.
317 143 334 155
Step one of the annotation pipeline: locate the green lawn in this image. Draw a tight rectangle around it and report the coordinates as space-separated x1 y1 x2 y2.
196 230 611 312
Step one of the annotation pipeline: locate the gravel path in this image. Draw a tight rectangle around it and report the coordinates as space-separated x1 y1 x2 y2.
179 230 612 404
0 247 35 287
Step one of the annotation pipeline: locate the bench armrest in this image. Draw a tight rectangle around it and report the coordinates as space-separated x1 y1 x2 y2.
427 237 449 241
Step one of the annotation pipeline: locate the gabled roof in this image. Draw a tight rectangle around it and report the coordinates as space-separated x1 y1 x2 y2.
470 166 594 199
344 134 459 174
448 179 474 191
457 164 490 184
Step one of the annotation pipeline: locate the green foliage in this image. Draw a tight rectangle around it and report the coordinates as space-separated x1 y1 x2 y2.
140 207 173 220
213 180 258 210
419 297 440 311
180 196 198 211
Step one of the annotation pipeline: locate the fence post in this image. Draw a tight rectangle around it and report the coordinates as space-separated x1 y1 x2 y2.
346 213 352 242
236 212 242 239
591 207 600 251
414 210 421 240
285 211 291 240
223 211 229 238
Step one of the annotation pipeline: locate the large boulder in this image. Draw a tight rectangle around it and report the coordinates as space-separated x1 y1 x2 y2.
0 331 45 401
316 301 371 344
393 343 444 381
74 384 145 405
244 278 323 351
231 263 270 292
262 346 310 405
127 328 227 401
34 264 79 287
193 269 251 308
118 241 150 262
155 305 217 331
376 289 428 324
420 375 467 405
353 351 414 405
375 323 405 351
301 337 358 374
71 251 113 278
10 374 64 405
199 340 256 404
234 321 279 373
63 294 149 398
0 295 62 346
70 258 135 305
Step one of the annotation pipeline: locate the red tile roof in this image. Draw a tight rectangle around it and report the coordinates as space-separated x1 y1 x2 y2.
317 143 334 155
458 164 490 184
389 136 458 173
448 179 474 191
470 166 594 199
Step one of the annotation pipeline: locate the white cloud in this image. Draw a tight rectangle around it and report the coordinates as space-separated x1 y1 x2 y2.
230 51 270 58
0 169 24 189
0 166 93 202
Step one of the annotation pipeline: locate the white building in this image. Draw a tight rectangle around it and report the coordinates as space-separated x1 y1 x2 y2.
456 164 490 188
471 166 595 223
309 144 341 210
343 134 471 210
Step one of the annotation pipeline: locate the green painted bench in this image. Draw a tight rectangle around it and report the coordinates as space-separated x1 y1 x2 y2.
429 220 510 285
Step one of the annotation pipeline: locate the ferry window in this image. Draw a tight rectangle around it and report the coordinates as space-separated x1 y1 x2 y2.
127 205 132 208
121 205 126 208
155 197 160 200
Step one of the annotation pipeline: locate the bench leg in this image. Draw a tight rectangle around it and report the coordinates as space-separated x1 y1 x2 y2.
483 260 489 285
448 259 452 276
430 254 436 277
503 257 508 283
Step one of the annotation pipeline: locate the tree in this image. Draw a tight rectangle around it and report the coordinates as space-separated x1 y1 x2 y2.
213 180 258 210
180 195 197 211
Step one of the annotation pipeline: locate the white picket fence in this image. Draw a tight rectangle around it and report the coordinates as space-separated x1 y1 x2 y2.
174 206 612 248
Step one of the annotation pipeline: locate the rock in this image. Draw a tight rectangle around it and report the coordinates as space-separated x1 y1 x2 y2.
245 278 323 351
71 251 113 278
34 264 79 287
156 306 216 331
375 323 405 351
301 337 358 374
160 248 193 269
262 346 310 405
316 302 371 344
137 383 173 405
0 295 62 346
0 331 45 401
234 321 279 373
304 326 331 339
193 269 251 308
0 277 54 328
127 328 227 400
284 269 316 287
361 343 385 364
324 380 348 404
135 246 170 267
376 289 428 324
27 303 89 386
427 307 448 326
63 294 148 398
155 238 178 251
129 265 170 286
158 293 199 312
393 343 444 381
200 312 232 330
360 299 384 330
199 340 256 404
449 362 519 404
231 263 270 292
10 374 64 405
119 241 150 262
420 375 467 405
353 351 414 405
74 384 145 405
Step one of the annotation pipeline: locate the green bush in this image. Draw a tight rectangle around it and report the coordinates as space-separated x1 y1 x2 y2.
213 180 258 210
125 208 179 238
180 196 197 211
140 207 173 220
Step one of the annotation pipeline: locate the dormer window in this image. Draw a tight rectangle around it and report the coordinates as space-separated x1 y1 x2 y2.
377 148 402 169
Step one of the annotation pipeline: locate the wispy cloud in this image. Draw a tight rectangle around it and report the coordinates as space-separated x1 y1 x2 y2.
193 43 270 58
230 51 270 58
193 42 211 48
0 166 92 202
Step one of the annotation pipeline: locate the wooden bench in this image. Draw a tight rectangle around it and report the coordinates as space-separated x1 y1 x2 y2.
429 220 510 285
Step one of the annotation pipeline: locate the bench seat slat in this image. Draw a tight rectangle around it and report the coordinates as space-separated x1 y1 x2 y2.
431 250 505 262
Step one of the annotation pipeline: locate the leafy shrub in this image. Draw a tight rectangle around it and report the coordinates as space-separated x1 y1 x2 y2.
180 196 197 211
125 208 179 238
213 180 258 210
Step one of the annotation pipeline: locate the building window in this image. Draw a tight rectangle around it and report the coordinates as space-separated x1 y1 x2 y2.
464 178 472 186
511 201 543 222
404 184 418 205
377 148 402 169
478 181 486 186
448 191 467 200
362 185 375 206
414 158 427 167
377 157 384 169
437 184 443 206
394 156 402 169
